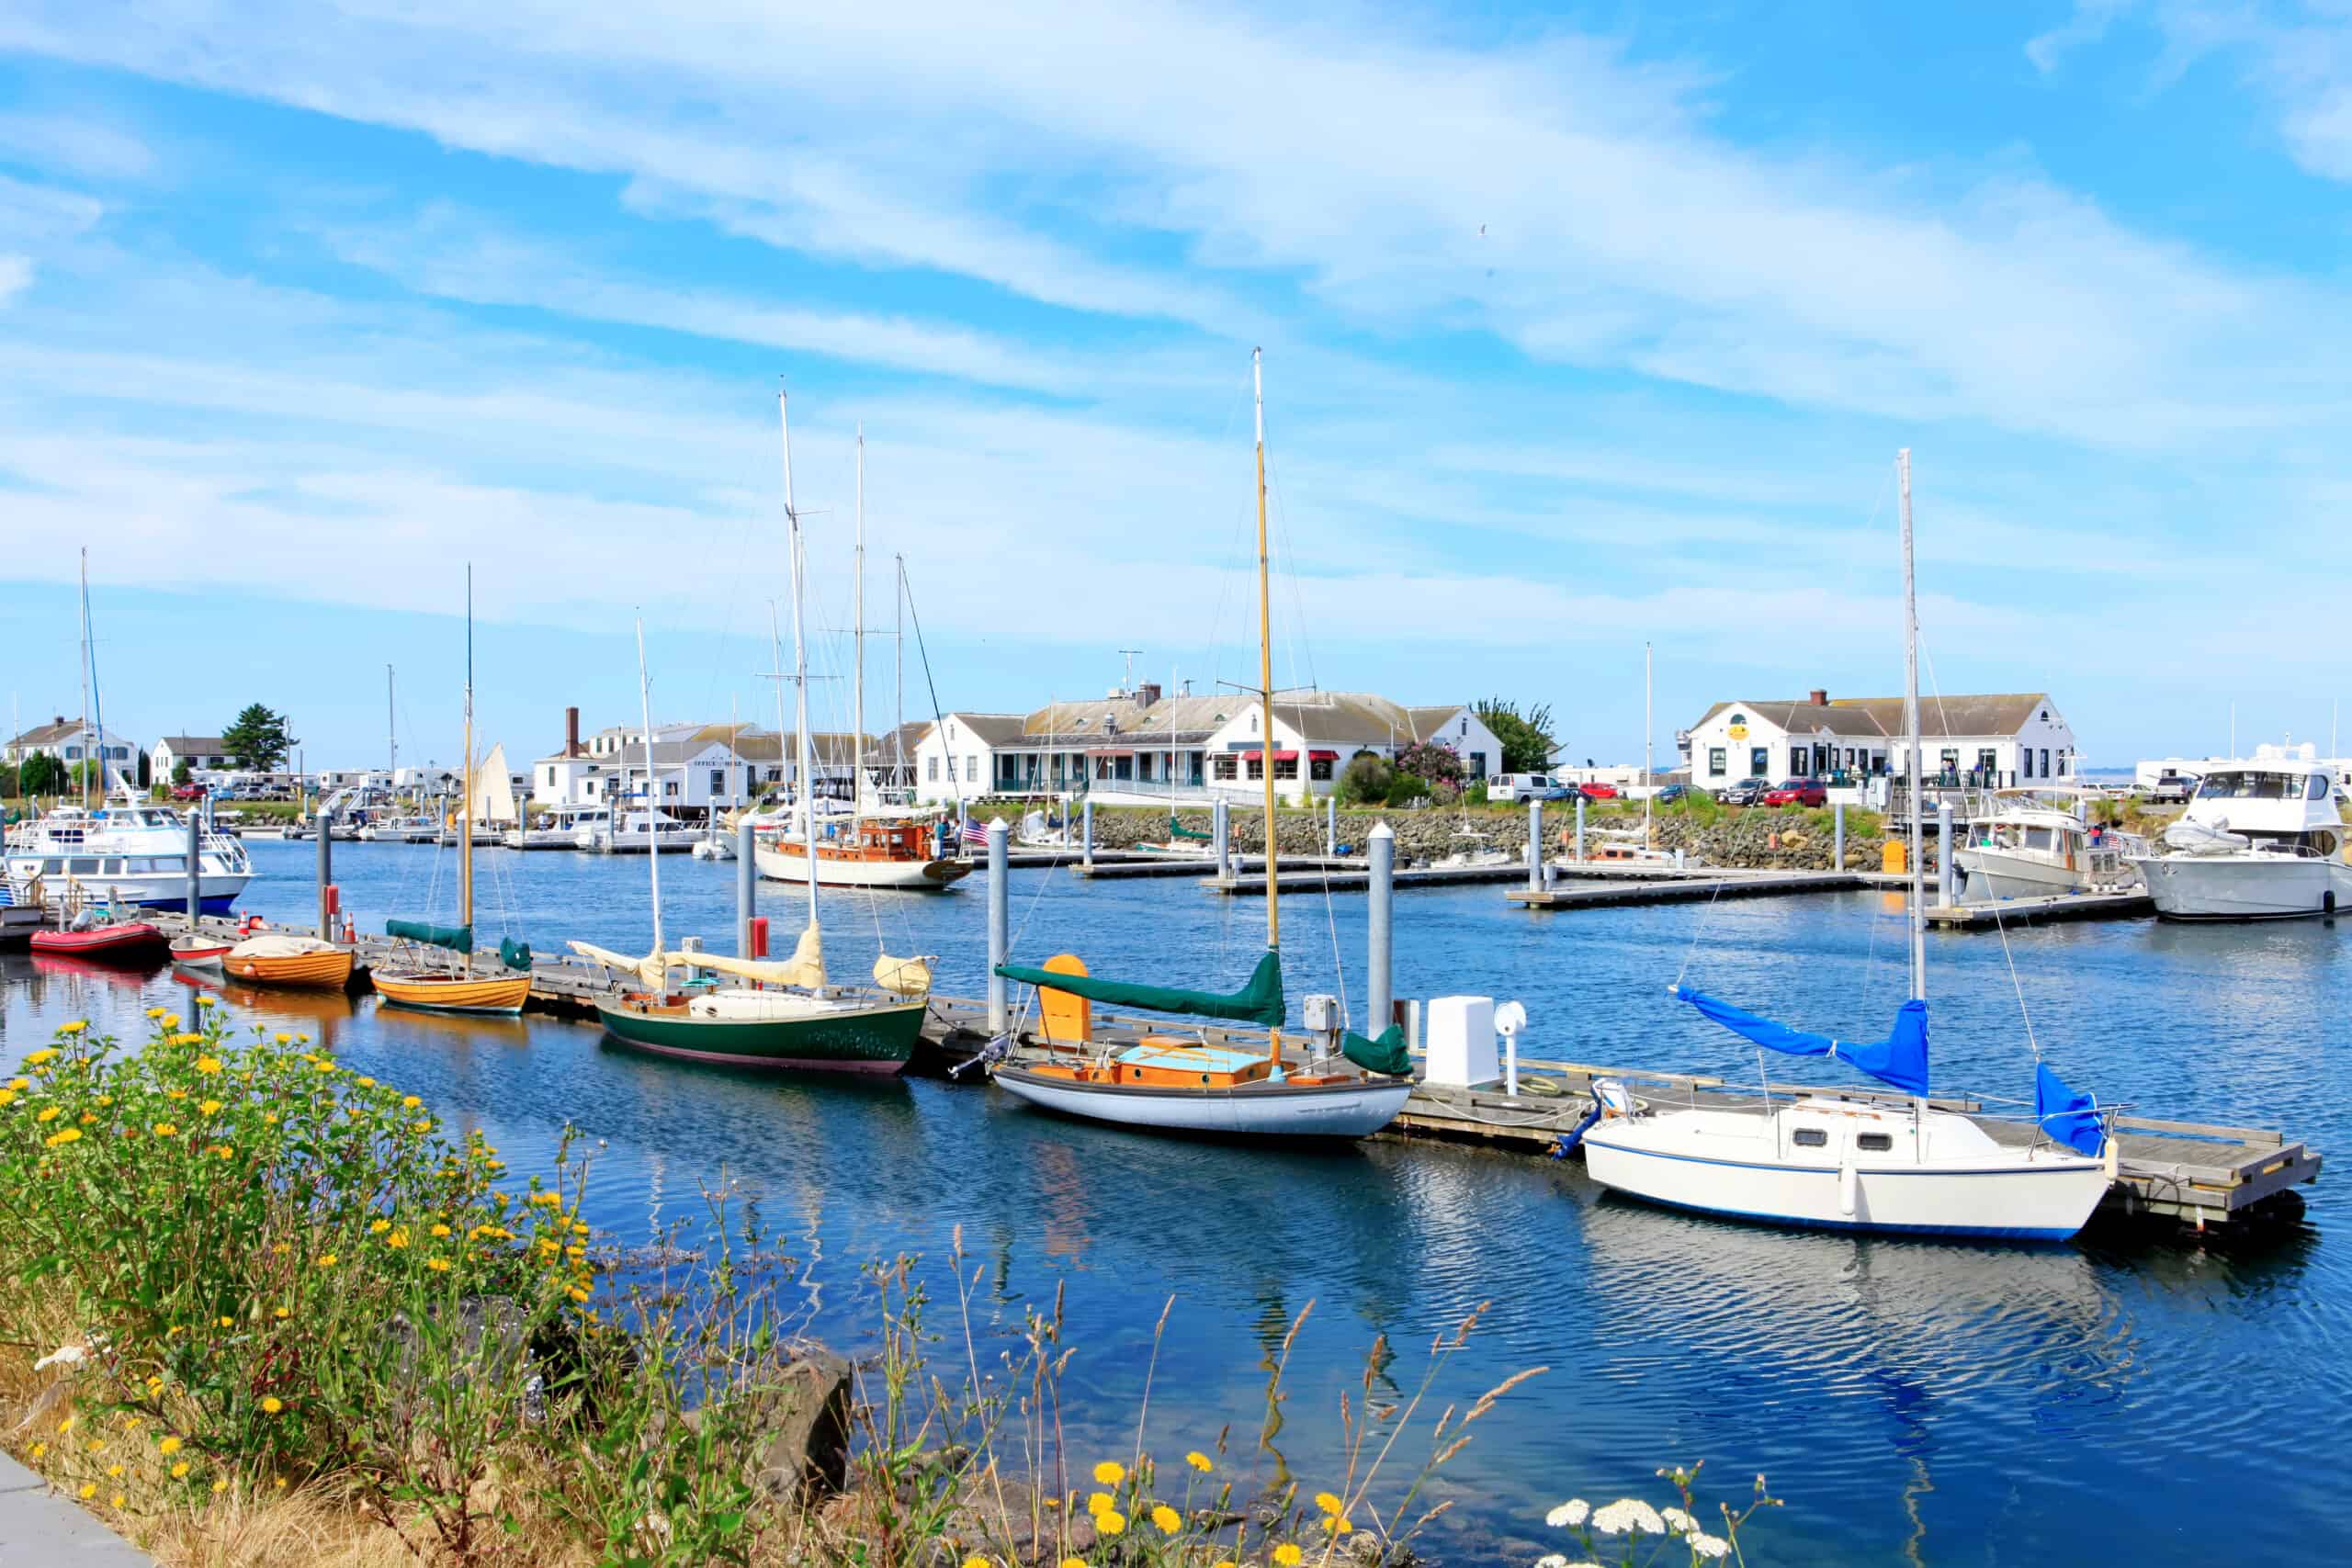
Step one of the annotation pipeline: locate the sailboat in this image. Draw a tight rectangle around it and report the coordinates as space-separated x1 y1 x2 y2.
752 426 970 891
1577 452 2115 1239
571 391 934 1073
987 352 1414 1139
373 569 535 1016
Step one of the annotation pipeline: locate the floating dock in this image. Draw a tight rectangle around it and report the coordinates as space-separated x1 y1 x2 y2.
1925 889 2155 928
1508 866 1903 909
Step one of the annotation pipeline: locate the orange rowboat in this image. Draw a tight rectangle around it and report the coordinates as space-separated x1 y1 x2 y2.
373 969 532 1016
224 936 355 991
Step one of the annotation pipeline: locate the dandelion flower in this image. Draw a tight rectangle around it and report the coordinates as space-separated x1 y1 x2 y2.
44 1128 81 1147
78 1483 96 1499
962 1557 989 1568
1096 1509 1126 1538
1087 1492 1114 1516
430 1224 451 1238
28 1443 44 1460
427 1258 451 1272
1272 1545 1303 1567
0 1091 15 1108
1060 1559 1087 1568
1325 1516 1354 1536
211 1479 227 1494
158 1435 182 1456
1186 1450 1213 1472
169 1033 204 1047
35 1106 60 1123
274 1033 292 1045
1314 1492 1343 1517
275 1306 290 1320
199 1099 222 1115
1092 1461 1125 1486
1151 1504 1181 1533
316 1254 336 1269
57 1416 74 1433
170 1461 189 1479
401 1096 422 1110
314 1059 334 1074
260 1397 283 1415
1589 1499 1666 1537
153 1122 178 1137
107 1463 123 1478
356 1077 375 1088
370 1218 391 1234
196 1056 221 1076
194 995 213 1008
146 1007 166 1020
217 1316 234 1328
387 1229 409 1249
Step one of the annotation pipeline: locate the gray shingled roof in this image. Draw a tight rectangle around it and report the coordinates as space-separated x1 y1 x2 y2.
1695 694 2056 740
158 735 229 752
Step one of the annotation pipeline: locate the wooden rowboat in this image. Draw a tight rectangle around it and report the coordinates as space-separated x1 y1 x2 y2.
374 969 532 1016
168 933 232 968
224 937 355 991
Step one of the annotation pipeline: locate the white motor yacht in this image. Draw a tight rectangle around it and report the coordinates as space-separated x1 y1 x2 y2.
4 793 254 914
2128 759 2352 920
1954 790 2143 901
581 807 697 854
506 803 605 851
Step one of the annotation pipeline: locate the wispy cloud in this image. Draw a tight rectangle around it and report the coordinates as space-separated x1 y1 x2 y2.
0 110 153 179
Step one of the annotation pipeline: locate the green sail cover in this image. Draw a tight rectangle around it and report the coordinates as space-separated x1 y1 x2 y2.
1342 1024 1413 1077
993 948 1284 1028
499 938 533 972
1168 814 1214 840
387 919 471 954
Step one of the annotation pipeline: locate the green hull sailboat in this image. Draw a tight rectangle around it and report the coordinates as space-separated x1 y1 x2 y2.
592 990 924 1074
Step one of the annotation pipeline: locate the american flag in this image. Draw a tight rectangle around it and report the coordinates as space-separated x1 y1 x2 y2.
959 817 989 848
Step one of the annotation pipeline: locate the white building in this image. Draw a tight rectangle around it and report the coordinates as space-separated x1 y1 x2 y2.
531 720 865 817
4 716 141 778
1684 689 2079 792
910 687 1505 807
152 735 231 779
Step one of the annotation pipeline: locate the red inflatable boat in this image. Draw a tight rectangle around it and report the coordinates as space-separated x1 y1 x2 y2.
29 922 170 959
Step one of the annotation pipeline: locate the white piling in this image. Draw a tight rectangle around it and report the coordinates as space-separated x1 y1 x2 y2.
1214 797 1230 882
1833 801 1846 872
1326 794 1337 856
316 807 333 940
1937 799 1955 907
1367 821 1394 1034
1081 796 1094 871
736 818 757 955
1527 797 1544 890
1574 796 1587 863
987 817 1010 1032
184 808 201 929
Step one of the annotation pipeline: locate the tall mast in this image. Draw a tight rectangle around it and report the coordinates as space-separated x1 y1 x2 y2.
1644 640 1654 842
460 566 474 935
635 615 663 957
781 389 821 941
1898 449 1924 1003
76 547 91 808
853 423 865 828
387 664 398 788
895 555 906 797
1254 348 1278 955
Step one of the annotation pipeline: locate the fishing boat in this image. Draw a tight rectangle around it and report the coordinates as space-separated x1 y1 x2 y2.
2126 760 2352 920
748 428 967 892
1577 452 2114 1240
572 396 933 1074
989 352 1414 1140
224 933 355 990
373 569 535 1017
30 920 168 960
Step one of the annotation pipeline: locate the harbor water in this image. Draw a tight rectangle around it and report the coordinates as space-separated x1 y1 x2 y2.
5 840 2345 1563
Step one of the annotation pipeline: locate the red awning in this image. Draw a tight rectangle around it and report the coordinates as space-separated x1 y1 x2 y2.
1240 749 1300 761
1308 750 1340 761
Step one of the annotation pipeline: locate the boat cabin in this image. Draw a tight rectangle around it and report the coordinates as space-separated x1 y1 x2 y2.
2182 765 2345 856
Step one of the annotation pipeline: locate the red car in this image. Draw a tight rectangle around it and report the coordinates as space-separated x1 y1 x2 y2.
1577 782 1619 800
1763 777 1827 807
170 783 209 801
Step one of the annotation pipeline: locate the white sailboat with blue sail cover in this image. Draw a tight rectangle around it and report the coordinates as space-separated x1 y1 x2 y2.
1577 452 2116 1240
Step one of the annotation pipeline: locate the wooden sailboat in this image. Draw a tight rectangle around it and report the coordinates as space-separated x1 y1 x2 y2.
988 351 1413 1139
752 426 969 891
579 390 932 1073
373 568 534 1016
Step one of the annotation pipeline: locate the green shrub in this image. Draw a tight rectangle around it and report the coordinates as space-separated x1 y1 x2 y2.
1336 750 1392 807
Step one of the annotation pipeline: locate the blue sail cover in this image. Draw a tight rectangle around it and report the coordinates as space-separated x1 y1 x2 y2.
2034 1062 2106 1156
1668 985 1932 1098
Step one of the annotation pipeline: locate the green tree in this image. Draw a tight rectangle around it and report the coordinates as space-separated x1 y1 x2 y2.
1337 750 1392 807
1476 697 1556 775
18 752 59 796
172 759 193 787
136 750 152 790
222 704 299 771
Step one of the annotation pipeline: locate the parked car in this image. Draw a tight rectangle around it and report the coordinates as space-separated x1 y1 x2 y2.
1654 783 1692 806
1763 777 1828 807
1489 773 1572 802
2147 772 2198 806
169 783 208 801
1718 776 1773 807
1577 782 1620 800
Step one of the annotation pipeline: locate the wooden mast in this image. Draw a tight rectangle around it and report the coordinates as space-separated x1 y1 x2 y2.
1254 347 1281 1066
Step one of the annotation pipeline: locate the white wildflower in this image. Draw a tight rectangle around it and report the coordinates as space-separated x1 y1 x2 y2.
1661 1506 1696 1534
1689 1532 1730 1559
1590 1498 1668 1536
1545 1500 1589 1529
33 1344 87 1371
1534 1556 1569 1568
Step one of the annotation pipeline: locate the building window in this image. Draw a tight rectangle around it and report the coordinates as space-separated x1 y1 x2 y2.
2041 748 2051 777
65 746 80 760
928 757 939 782
1468 750 1487 780
1708 747 1726 778
1273 756 1298 781
1749 748 1768 777
1214 754 1237 782
1310 755 1334 782
1247 757 1264 781
966 754 978 783
710 769 726 795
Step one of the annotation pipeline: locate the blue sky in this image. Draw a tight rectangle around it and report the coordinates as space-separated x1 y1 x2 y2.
3 2 2349 772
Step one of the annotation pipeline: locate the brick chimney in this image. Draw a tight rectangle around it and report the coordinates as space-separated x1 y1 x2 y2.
1137 681 1163 707
1808 689 1829 706
565 706 582 757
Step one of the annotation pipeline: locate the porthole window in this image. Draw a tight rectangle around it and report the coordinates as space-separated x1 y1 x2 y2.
1792 1127 1828 1148
1857 1133 1894 1152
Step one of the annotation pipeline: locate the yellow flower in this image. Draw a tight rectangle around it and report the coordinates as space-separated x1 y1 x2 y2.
58 1416 74 1432
1096 1510 1126 1538
199 1099 222 1115
260 1397 283 1415
1314 1492 1342 1516
274 1032 292 1045
313 1059 334 1074
218 1315 234 1328
386 1229 409 1250
1092 1461 1125 1486
1324 1516 1353 1536
430 1224 451 1238
109 1492 124 1508
401 1096 421 1110
195 1055 222 1076
356 1077 375 1088
107 1463 123 1478
215 1145 235 1160
195 995 213 1008
426 1258 451 1272
369 1218 391 1234
6 1077 24 1090
316 1253 337 1269
211 1479 227 1494
78 1111 96 1124
169 1033 204 1047
1059 1559 1087 1568
78 1482 96 1499
275 1306 290 1319
29 1443 45 1460
411 1119 431 1133
962 1558 989 1568
1088 1491 1114 1515
170 1461 189 1479
35 1106 60 1123
1273 1547 1303 1567
1186 1450 1213 1472
146 1007 167 1020
153 1122 178 1136
1151 1504 1182 1534
567 1286 591 1303
264 1113 279 1125
44 1129 81 1147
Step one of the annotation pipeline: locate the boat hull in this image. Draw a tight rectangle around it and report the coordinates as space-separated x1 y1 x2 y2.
2130 853 2352 920
594 997 922 1073
992 1065 1411 1139
168 936 230 968
1953 848 2091 901
30 923 169 960
1578 1129 2109 1239
225 949 356 990
753 843 970 890
375 971 534 1015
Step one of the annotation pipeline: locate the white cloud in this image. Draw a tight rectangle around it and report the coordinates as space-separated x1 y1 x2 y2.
0 111 153 178
0 254 30 304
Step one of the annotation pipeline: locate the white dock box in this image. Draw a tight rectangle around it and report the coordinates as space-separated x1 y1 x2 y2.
1424 996 1498 1089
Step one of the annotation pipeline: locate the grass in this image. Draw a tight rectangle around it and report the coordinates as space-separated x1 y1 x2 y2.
0 1008 1776 1567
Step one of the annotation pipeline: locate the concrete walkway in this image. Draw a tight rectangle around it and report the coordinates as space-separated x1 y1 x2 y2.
0 1453 155 1564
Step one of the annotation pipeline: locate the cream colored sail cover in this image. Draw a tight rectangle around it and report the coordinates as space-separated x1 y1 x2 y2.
663 926 825 989
872 954 933 995
469 743 517 824
566 941 667 988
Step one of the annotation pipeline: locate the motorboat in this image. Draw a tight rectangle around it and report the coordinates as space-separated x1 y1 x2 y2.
359 815 441 842
505 804 605 851
2127 759 2352 920
1577 451 2115 1241
5 793 254 914
579 807 697 854
30 920 169 961
690 816 739 861
1955 790 2143 900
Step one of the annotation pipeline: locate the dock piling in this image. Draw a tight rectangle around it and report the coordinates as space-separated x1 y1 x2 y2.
184 808 200 928
1213 797 1230 883
1081 797 1094 871
1325 794 1336 856
1527 798 1544 890
987 817 1009 1033
736 818 756 956
1574 797 1586 863
1938 800 1955 907
315 808 332 940
1833 801 1846 871
1367 821 1394 1033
